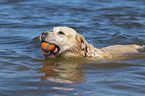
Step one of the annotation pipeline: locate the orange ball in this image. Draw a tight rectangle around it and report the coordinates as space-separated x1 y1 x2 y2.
41 42 56 53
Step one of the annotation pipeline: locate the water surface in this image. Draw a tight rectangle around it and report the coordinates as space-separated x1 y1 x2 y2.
0 0 145 96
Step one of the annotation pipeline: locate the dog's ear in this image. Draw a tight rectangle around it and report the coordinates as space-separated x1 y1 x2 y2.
75 34 88 56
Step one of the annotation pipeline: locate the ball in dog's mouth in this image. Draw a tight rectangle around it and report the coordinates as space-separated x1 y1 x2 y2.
41 42 60 58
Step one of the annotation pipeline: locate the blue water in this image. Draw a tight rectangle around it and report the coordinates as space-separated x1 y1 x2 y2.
0 0 145 96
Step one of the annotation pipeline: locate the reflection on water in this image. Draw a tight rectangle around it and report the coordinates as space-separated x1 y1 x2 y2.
37 58 86 83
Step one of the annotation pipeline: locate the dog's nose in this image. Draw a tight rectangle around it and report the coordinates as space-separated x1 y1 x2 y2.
41 31 48 36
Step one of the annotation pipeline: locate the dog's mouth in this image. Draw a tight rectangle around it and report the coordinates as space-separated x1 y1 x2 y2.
41 40 61 59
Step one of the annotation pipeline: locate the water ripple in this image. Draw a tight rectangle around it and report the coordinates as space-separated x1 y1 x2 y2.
0 0 145 96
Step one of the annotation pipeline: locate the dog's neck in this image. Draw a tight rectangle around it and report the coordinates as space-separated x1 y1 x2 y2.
74 39 109 58
85 43 108 58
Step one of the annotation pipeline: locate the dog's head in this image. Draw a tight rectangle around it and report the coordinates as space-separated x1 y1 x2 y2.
40 27 88 59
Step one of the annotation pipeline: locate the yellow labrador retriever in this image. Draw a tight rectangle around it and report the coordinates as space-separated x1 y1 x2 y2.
40 27 144 59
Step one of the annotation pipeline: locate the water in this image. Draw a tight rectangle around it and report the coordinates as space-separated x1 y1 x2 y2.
0 0 145 96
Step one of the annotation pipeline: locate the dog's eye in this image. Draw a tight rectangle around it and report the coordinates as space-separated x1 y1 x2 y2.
58 31 65 35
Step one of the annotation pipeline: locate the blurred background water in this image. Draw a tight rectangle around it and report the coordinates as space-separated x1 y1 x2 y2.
0 0 145 96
